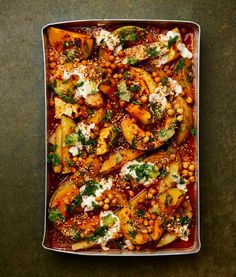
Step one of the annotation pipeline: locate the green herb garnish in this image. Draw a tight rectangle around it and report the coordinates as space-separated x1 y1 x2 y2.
48 208 65 223
48 153 60 166
161 77 169 86
191 128 197 136
178 216 191 226
130 85 140 92
167 35 178 49
146 47 160 57
174 58 185 73
136 209 145 218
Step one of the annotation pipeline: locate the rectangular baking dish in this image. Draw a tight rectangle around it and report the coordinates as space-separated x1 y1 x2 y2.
42 19 201 256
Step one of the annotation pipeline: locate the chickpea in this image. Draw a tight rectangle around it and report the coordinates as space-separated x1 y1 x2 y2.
151 200 156 206
186 96 193 104
59 57 64 64
189 172 193 177
117 73 123 79
49 56 54 62
71 167 76 173
174 104 180 110
189 164 195 171
49 62 56 69
147 226 154 233
108 193 114 200
104 198 110 204
183 161 189 169
147 193 153 199
144 220 149 226
103 204 110 210
111 198 117 205
169 154 176 161
177 108 183 115
150 188 156 195
129 190 134 197
117 62 123 69
109 55 116 62
81 60 87 65
177 115 184 122
107 68 113 75
140 95 148 103
167 109 175 116
50 70 56 75
166 103 172 110
149 219 154 226
142 229 148 234
189 176 195 183
117 50 125 58
98 201 104 207
106 103 112 109
105 61 111 68
111 64 116 70
182 170 189 177
152 71 158 78
95 196 102 201
49 50 55 56
154 77 161 83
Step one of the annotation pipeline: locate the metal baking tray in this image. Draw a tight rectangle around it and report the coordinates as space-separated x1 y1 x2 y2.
42 19 201 256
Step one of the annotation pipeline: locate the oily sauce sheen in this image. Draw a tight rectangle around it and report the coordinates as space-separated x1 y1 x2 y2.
46 23 197 252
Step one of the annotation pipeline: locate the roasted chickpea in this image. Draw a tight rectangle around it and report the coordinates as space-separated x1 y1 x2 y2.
183 161 189 169
108 193 114 200
117 73 123 79
109 55 116 62
177 115 183 122
167 70 173 77
143 136 149 143
189 164 195 171
154 77 161 83
167 109 175 116
111 64 116 70
144 220 149 226
186 96 193 104
177 108 183 114
147 193 153 199
117 50 125 58
129 190 134 197
182 170 189 177
49 62 56 69
81 60 87 65
117 62 123 69
152 71 158 78
189 176 195 183
141 95 148 103
103 204 110 210
104 198 110 204
98 201 104 207
105 61 111 68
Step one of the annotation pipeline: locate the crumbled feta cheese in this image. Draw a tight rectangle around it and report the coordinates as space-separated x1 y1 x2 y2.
94 29 120 50
80 178 113 212
177 43 193 59
172 174 188 192
176 224 190 241
120 160 159 186
149 92 167 111
69 146 79 157
76 122 95 140
168 78 182 96
98 211 120 249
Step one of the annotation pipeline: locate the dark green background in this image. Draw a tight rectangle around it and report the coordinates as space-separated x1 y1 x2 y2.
1 0 235 276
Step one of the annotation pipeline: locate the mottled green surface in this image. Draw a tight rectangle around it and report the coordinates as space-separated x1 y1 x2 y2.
0 0 235 276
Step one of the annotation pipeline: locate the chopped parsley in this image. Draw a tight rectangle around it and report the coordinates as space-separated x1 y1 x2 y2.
48 208 65 223
49 144 57 152
65 133 77 146
161 77 169 86
66 158 74 167
131 138 136 148
128 230 137 239
77 81 84 87
167 35 178 49
115 153 123 164
136 209 145 218
130 84 140 92
64 49 76 62
174 58 185 73
103 110 113 122
48 153 60 166
123 70 130 79
119 27 138 45
83 180 99 196
116 240 125 249
127 57 140 65
87 225 108 242
159 169 168 177
191 128 197 136
178 216 191 226
146 47 160 57
72 224 82 241
164 193 173 208
128 163 159 182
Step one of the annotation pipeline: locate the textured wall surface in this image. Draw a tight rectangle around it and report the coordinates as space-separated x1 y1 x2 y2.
0 0 235 276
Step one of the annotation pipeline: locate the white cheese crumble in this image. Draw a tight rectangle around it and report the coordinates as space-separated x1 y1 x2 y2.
80 178 113 212
176 42 193 59
120 160 159 187
149 92 167 112
62 65 101 99
94 29 120 50
76 122 95 140
69 146 79 157
175 224 190 241
172 174 188 192
98 211 120 250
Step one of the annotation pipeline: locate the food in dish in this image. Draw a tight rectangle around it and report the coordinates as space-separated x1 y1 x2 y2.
46 24 197 252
